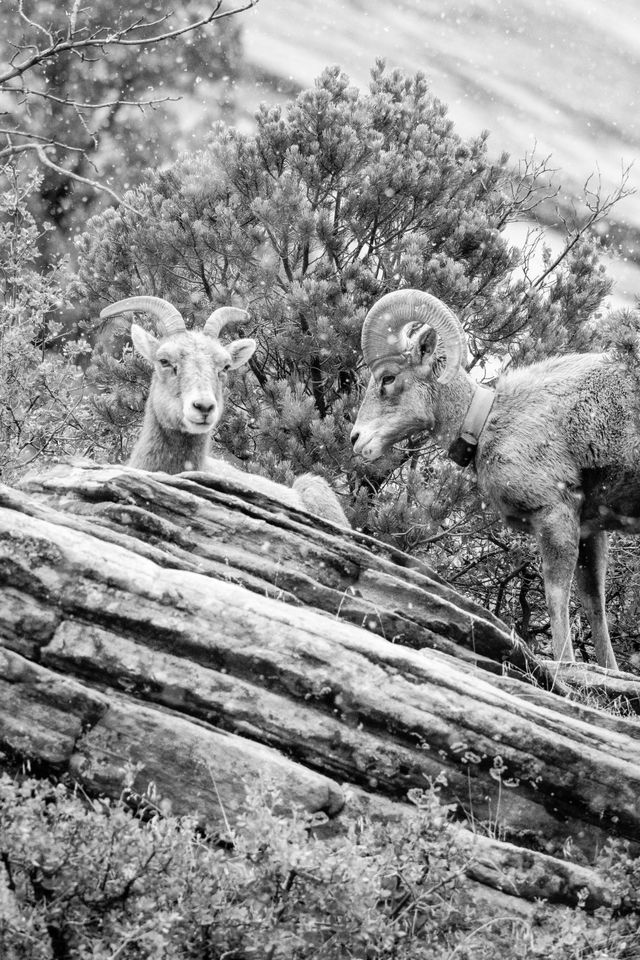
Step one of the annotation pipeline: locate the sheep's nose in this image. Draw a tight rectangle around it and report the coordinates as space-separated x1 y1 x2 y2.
192 400 215 416
350 427 360 448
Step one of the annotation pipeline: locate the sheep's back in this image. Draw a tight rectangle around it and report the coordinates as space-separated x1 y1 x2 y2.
475 353 640 520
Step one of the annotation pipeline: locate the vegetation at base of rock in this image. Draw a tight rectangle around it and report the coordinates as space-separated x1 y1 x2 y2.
1 773 640 960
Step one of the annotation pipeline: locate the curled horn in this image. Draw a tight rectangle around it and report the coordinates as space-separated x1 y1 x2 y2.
361 289 465 385
99 296 186 338
203 306 249 339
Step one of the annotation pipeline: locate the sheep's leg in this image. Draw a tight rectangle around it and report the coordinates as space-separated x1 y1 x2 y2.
535 506 580 662
576 531 618 670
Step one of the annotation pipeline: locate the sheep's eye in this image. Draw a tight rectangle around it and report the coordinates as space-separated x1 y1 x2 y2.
158 358 174 370
380 374 396 388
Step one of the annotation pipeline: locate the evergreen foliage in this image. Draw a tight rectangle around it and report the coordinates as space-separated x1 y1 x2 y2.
0 166 91 482
72 62 621 660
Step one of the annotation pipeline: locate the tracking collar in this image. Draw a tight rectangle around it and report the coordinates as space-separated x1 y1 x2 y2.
448 384 495 467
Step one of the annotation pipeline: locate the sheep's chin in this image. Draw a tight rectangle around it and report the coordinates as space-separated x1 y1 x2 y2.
357 424 432 462
403 429 432 453
356 437 392 462
182 418 215 435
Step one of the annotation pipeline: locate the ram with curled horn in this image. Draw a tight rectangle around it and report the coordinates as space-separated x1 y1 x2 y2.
351 287 640 670
97 295 350 527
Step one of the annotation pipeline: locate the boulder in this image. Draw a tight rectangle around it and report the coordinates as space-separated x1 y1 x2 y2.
1 459 638 913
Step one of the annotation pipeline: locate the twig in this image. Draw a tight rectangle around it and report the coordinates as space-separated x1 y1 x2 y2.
0 130 86 155
531 164 635 292
3 86 177 110
31 144 141 213
446 915 531 959
206 761 235 840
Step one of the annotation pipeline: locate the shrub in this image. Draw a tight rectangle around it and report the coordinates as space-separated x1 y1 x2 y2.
0 774 464 959
0 166 92 483
2 773 640 959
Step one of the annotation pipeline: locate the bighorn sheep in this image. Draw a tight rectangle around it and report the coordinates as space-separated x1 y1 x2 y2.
100 296 349 527
350 288 639 670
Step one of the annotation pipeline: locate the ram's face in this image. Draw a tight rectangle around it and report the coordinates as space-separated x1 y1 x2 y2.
351 360 437 462
132 326 256 435
351 290 465 462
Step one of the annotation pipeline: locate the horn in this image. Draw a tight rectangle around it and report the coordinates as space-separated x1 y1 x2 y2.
99 296 186 337
361 289 465 385
203 306 249 339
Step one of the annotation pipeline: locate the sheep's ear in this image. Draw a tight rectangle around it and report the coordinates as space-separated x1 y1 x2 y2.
226 337 257 370
131 323 159 363
415 327 438 365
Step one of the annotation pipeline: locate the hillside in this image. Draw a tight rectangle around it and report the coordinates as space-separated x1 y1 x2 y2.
236 0 640 306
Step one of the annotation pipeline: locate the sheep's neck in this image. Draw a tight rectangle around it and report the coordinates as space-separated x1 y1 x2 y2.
431 372 478 450
128 408 210 474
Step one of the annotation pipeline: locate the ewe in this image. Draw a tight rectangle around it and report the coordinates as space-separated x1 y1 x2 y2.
100 295 255 474
101 296 349 527
350 288 640 670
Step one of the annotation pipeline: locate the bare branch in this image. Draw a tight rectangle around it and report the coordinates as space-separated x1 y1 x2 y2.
1 1 258 205
67 0 82 38
1 2 260 85
531 164 635 291
0 129 86 155
26 144 142 214
3 86 177 110
72 102 98 151
18 0 54 44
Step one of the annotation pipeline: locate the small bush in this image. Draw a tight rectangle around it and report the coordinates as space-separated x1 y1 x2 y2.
1 773 640 959
0 165 92 483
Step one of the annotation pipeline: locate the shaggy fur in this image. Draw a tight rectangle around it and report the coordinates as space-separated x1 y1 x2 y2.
291 473 350 527
352 347 640 669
